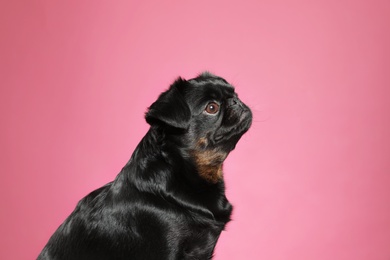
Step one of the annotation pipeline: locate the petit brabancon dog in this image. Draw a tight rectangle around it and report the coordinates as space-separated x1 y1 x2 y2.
38 72 252 260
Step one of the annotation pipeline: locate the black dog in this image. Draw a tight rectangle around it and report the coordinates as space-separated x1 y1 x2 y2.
38 72 252 260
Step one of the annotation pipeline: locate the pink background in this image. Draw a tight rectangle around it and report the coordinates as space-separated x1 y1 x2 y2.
1 0 390 259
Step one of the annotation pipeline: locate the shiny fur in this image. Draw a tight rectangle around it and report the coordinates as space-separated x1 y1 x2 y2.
38 72 252 260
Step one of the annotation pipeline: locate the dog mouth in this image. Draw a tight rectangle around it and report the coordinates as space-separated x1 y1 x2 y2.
213 108 252 144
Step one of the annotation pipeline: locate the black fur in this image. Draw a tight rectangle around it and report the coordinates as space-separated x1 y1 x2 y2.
38 72 252 260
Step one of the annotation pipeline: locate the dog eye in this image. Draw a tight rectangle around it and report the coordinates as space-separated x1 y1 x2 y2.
205 102 220 114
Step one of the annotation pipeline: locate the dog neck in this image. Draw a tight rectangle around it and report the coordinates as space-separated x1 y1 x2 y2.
190 147 228 184
183 136 227 184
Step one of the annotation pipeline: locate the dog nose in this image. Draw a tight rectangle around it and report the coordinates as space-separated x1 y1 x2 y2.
226 98 238 107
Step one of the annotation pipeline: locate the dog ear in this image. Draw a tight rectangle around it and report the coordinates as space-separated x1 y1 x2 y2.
145 78 191 129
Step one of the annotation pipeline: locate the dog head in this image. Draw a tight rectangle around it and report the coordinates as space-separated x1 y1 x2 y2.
146 72 252 183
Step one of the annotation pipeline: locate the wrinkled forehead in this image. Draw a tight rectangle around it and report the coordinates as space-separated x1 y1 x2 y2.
186 77 236 106
188 73 234 90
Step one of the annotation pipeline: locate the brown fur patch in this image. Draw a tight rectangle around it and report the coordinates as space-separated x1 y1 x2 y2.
192 149 227 183
197 137 208 149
